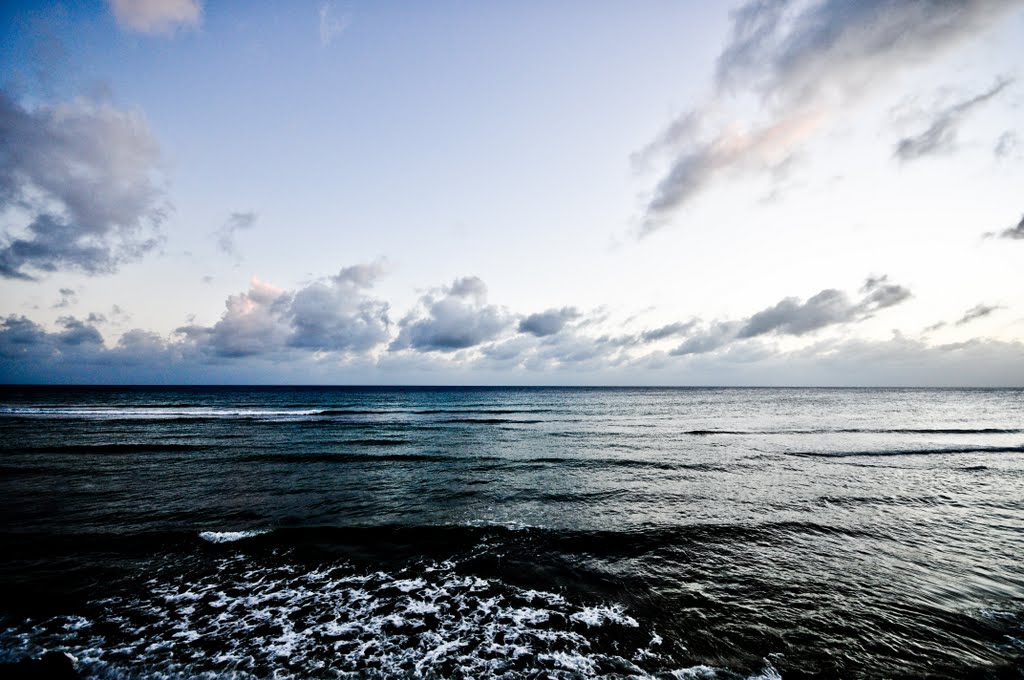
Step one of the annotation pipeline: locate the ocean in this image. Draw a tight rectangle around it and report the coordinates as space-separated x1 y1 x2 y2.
0 386 1021 679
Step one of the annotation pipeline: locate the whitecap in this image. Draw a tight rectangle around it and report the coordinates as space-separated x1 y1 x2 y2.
198 529 268 543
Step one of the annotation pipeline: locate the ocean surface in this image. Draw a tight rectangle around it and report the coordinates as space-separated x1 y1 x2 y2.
0 386 1022 679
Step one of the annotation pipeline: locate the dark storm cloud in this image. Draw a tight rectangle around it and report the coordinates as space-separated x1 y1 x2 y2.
215 211 257 256
0 91 167 279
894 79 1012 161
637 0 1023 233
390 277 511 353
955 303 1002 326
179 266 391 358
518 307 581 337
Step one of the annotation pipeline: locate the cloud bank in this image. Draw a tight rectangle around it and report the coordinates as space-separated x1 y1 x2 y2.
0 266 972 385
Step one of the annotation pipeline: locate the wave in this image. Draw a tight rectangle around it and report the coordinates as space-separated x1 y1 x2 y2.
0 443 203 454
319 405 557 417
198 529 269 543
233 452 469 464
439 417 546 425
787 445 1024 458
682 427 1023 435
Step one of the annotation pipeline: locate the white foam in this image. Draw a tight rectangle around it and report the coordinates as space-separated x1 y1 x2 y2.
198 530 268 543
0 556 664 679
570 604 639 628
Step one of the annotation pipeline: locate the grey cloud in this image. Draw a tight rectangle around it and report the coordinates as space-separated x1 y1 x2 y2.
449 276 488 299
0 91 166 279
738 289 852 338
216 212 257 256
895 79 1012 161
858 275 913 312
519 307 581 337
390 277 511 353
333 260 388 288
638 0 1023 233
107 0 201 34
956 303 1002 326
179 265 391 358
716 1 1018 104
993 214 1024 240
0 315 52 359
52 287 77 308
55 315 104 346
669 276 911 354
737 276 910 339
640 320 697 343
995 131 1019 158
287 282 390 352
671 321 741 356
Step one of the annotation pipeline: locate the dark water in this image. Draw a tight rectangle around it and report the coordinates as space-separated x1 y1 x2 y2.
1 386 1022 679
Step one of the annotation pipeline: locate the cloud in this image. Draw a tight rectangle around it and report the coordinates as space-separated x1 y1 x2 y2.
671 321 742 356
637 0 1023 233
955 303 1002 326
390 277 511 352
319 3 349 47
668 276 911 355
178 267 391 358
995 131 1020 158
894 79 1012 161
107 0 201 35
639 320 697 343
52 287 77 309
990 214 1024 240
215 211 257 256
0 91 166 280
518 307 581 337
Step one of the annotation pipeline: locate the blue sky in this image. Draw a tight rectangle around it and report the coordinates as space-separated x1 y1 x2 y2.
1 0 1023 385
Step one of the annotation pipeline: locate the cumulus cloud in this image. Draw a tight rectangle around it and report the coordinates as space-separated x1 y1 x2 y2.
518 307 581 337
178 266 391 358
107 0 201 34
215 211 257 256
0 91 166 280
894 79 1012 161
637 0 1023 233
390 277 511 352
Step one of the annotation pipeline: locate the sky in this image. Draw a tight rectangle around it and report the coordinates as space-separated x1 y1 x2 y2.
1 0 1023 386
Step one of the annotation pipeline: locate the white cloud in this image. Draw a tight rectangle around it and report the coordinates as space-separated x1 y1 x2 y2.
319 3 349 48
107 0 202 35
